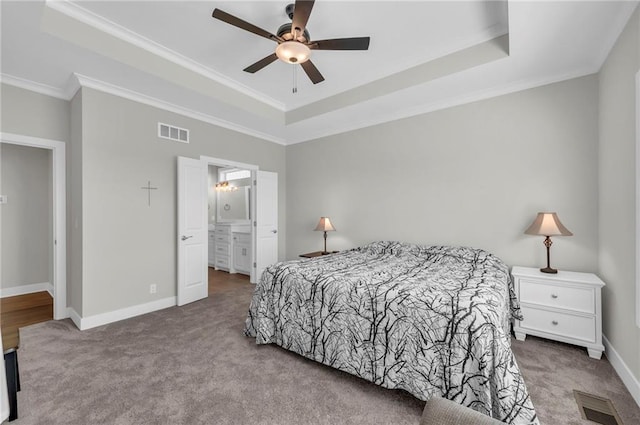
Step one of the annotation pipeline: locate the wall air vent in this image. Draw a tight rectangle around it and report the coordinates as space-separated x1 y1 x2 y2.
158 122 189 143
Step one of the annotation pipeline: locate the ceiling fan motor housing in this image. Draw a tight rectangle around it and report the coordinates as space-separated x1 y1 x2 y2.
277 23 310 43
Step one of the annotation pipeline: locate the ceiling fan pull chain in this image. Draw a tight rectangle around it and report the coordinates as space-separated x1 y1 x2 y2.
292 65 298 94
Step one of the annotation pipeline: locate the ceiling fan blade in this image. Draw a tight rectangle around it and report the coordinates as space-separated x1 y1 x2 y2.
300 60 324 84
310 37 371 51
291 0 315 36
243 53 279 73
212 9 280 42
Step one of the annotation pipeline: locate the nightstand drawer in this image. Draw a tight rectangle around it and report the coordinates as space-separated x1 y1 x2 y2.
520 279 594 314
520 306 596 343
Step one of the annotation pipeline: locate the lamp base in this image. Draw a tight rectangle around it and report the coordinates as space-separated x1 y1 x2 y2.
540 267 558 274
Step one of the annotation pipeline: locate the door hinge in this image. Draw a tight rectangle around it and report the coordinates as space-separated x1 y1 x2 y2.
253 221 257 227
253 180 257 185
253 262 256 268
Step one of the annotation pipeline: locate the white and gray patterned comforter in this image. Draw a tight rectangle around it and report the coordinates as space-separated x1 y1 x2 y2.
245 241 538 424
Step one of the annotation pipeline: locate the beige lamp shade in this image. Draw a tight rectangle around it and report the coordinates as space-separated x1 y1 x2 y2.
314 217 336 232
314 217 336 253
524 212 573 236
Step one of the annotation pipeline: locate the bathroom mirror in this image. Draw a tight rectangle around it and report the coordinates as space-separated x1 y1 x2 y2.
217 185 250 223
215 169 251 223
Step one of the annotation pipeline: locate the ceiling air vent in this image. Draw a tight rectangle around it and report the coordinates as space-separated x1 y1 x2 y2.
158 122 189 143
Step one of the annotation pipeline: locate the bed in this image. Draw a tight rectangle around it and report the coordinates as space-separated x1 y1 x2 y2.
245 241 538 424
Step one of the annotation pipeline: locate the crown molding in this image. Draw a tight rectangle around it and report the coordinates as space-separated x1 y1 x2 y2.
71 73 286 145
0 73 69 100
281 24 508 113
44 0 286 112
1 71 285 144
5 64 598 148
64 72 82 99
287 66 599 145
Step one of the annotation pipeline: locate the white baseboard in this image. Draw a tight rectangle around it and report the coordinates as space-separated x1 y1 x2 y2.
603 334 640 407
68 297 176 331
0 282 53 298
67 307 82 330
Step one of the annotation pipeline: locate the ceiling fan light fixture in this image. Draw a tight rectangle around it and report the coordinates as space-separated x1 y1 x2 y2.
276 41 310 64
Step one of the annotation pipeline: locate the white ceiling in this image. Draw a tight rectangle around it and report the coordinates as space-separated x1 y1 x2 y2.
1 1 637 145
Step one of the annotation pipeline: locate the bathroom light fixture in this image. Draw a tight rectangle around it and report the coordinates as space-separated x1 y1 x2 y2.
215 181 238 192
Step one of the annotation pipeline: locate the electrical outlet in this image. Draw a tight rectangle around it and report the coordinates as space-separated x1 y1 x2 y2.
0 195 7 204
149 284 157 294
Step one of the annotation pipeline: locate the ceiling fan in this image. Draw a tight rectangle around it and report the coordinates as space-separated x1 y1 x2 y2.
212 0 370 85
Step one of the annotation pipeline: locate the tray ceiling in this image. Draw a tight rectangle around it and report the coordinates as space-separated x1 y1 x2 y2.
1 1 637 144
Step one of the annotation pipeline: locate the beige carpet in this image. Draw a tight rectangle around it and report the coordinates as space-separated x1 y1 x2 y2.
511 335 640 424
12 278 640 424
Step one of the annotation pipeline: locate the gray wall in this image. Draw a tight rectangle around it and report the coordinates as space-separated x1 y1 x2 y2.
0 84 70 142
78 87 286 317
286 75 600 275
69 91 83 315
598 6 640 385
0 143 52 289
0 83 69 298
1 19 637 391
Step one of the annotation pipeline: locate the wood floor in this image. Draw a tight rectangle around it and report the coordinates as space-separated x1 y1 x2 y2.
0 269 247 349
208 267 251 293
1 291 53 349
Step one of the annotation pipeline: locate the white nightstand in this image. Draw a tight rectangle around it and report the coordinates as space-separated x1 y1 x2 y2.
511 266 605 359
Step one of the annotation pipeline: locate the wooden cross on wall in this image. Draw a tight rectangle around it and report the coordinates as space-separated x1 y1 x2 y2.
141 181 158 206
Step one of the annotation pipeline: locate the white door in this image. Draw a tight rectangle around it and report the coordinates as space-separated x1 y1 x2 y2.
253 170 278 284
177 156 208 306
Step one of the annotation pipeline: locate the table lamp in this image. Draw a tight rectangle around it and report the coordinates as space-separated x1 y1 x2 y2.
524 212 573 274
314 217 336 253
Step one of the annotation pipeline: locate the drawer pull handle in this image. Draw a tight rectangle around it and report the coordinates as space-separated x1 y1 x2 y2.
551 294 558 299
551 320 558 326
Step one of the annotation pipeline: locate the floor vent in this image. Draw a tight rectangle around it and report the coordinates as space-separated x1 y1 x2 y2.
158 122 189 143
574 390 623 425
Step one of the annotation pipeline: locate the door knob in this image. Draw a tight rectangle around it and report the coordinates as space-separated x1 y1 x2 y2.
181 235 193 241
271 229 278 234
